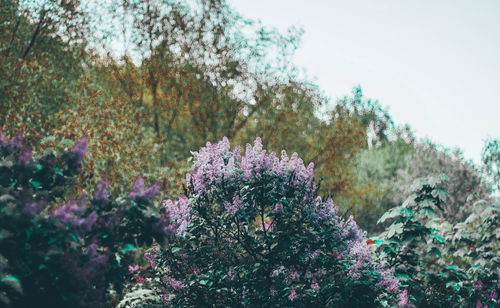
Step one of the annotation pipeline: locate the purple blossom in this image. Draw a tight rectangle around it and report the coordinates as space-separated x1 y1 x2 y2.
187 136 241 193
84 242 98 257
167 278 187 291
52 198 86 224
227 266 236 281
73 211 98 234
23 200 47 216
287 289 298 302
489 288 498 301
19 148 32 165
274 202 283 213
6 131 23 152
476 280 483 291
309 249 321 260
376 267 399 292
284 268 300 284
0 129 6 146
64 136 88 172
311 197 338 221
128 264 139 274
71 136 88 163
271 266 285 278
94 178 110 202
311 278 320 291
144 253 157 270
398 289 409 308
270 286 277 296
130 175 160 200
476 300 482 308
224 194 243 215
163 196 192 236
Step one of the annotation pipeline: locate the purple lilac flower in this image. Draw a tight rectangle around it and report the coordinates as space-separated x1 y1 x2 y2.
73 211 98 235
193 265 200 275
284 268 300 284
227 266 236 281
476 280 483 291
489 288 497 301
144 253 157 270
376 267 399 292
224 194 243 215
52 199 86 223
6 131 23 152
271 266 285 278
167 278 187 291
311 278 320 291
94 178 110 202
187 137 240 193
241 286 249 304
18 148 32 165
130 175 160 200
163 196 192 236
270 286 277 296
398 289 409 308
274 202 283 213
84 242 98 257
311 197 337 221
287 289 298 302
476 300 482 308
23 200 47 216
71 136 88 163
0 129 6 146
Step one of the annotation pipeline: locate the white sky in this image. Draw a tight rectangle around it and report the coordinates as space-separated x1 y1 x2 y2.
230 0 500 164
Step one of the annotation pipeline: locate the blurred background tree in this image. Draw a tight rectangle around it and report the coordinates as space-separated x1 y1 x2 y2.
1 0 494 232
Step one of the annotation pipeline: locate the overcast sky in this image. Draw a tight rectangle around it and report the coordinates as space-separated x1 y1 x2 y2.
230 0 500 164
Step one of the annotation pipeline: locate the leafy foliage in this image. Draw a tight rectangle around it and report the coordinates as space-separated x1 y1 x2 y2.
372 175 500 307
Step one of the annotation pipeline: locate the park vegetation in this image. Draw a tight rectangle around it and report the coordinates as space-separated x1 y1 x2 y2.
0 0 498 307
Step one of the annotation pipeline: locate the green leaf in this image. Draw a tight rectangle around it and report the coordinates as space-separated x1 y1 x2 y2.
122 243 136 254
59 139 75 147
30 180 40 188
429 247 443 258
430 233 445 244
377 207 402 224
171 247 181 253
41 136 56 144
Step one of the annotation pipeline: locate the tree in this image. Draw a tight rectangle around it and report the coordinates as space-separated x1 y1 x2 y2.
0 0 90 137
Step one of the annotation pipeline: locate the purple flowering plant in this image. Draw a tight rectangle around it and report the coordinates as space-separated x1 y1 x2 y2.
144 137 400 307
0 131 168 307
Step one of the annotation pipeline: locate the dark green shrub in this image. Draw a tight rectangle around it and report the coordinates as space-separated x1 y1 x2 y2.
0 130 168 307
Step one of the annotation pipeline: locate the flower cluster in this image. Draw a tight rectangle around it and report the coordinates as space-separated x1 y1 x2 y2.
129 175 160 201
163 196 192 236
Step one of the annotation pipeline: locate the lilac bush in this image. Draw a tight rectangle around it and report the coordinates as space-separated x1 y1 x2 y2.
143 137 400 307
